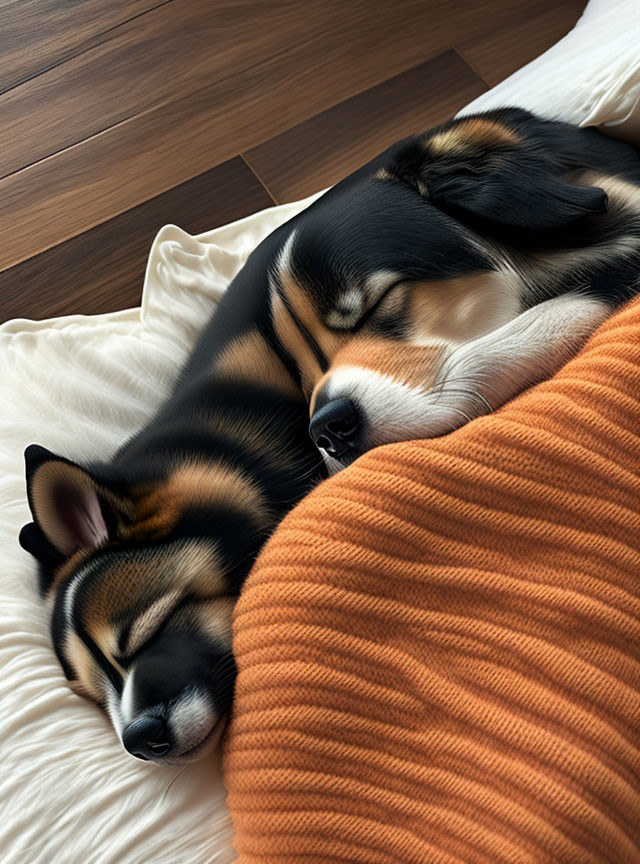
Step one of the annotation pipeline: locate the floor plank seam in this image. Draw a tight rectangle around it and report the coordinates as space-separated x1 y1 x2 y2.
451 46 492 91
240 155 280 207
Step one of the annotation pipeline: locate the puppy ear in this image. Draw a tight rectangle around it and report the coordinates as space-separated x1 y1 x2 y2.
20 445 134 559
389 115 608 230
18 521 67 595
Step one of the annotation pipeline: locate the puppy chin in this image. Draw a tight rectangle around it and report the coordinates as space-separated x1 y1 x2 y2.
321 450 360 475
150 715 228 766
170 715 228 764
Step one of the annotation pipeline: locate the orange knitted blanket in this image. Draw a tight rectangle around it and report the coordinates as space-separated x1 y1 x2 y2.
224 298 640 864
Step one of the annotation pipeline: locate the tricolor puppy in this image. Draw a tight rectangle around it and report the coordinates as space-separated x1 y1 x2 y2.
19 269 324 763
277 109 640 472
20 109 640 763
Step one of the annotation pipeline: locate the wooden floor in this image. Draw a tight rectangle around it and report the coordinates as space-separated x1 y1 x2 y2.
0 0 586 322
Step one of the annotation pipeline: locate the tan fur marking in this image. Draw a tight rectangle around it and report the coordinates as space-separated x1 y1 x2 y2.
271 289 323 396
173 541 225 597
125 462 271 542
81 557 152 629
51 548 91 593
214 329 299 397
427 118 520 156
316 336 447 398
91 623 124 674
195 597 235 648
168 463 270 526
68 678 97 702
65 631 103 702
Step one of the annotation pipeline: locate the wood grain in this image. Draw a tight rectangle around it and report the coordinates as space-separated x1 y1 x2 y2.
2 0 553 180
0 0 167 94
0 0 554 273
458 1 586 87
244 50 487 204
0 156 273 322
0 0 590 321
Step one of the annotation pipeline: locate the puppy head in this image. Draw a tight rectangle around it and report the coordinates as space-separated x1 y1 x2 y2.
19 446 249 763
280 109 608 469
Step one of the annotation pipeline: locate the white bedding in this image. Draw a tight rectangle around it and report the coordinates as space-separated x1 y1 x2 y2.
1 1 638 860
459 0 640 138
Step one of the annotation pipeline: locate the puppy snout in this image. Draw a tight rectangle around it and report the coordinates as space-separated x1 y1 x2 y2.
309 398 360 459
122 715 171 761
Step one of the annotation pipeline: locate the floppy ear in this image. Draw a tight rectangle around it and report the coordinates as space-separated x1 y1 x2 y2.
390 115 608 230
20 445 134 561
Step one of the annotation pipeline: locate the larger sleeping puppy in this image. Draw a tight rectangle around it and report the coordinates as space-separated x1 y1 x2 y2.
20 109 640 764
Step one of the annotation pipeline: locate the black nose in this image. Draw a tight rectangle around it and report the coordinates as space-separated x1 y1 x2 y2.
309 398 359 460
122 716 171 761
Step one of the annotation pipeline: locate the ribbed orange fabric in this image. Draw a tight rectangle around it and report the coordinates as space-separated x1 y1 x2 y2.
224 298 640 864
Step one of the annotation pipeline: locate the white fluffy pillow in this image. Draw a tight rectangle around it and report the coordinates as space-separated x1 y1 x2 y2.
459 0 640 144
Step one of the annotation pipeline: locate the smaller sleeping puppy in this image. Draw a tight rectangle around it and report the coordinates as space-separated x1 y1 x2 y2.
19 237 324 763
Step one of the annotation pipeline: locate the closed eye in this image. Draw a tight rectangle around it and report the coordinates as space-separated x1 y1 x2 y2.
328 278 405 333
116 590 192 662
354 279 406 331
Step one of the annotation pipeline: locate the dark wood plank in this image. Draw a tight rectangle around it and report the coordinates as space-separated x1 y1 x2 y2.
0 0 560 270
457 1 586 87
0 0 167 94
243 51 487 204
0 157 273 323
0 0 580 274
1 0 548 182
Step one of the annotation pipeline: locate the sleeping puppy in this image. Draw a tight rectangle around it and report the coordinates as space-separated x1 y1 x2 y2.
19 250 324 763
279 108 640 472
20 109 640 763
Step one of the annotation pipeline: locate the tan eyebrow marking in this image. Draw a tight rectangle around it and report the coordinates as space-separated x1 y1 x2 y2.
374 168 396 181
122 589 184 657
